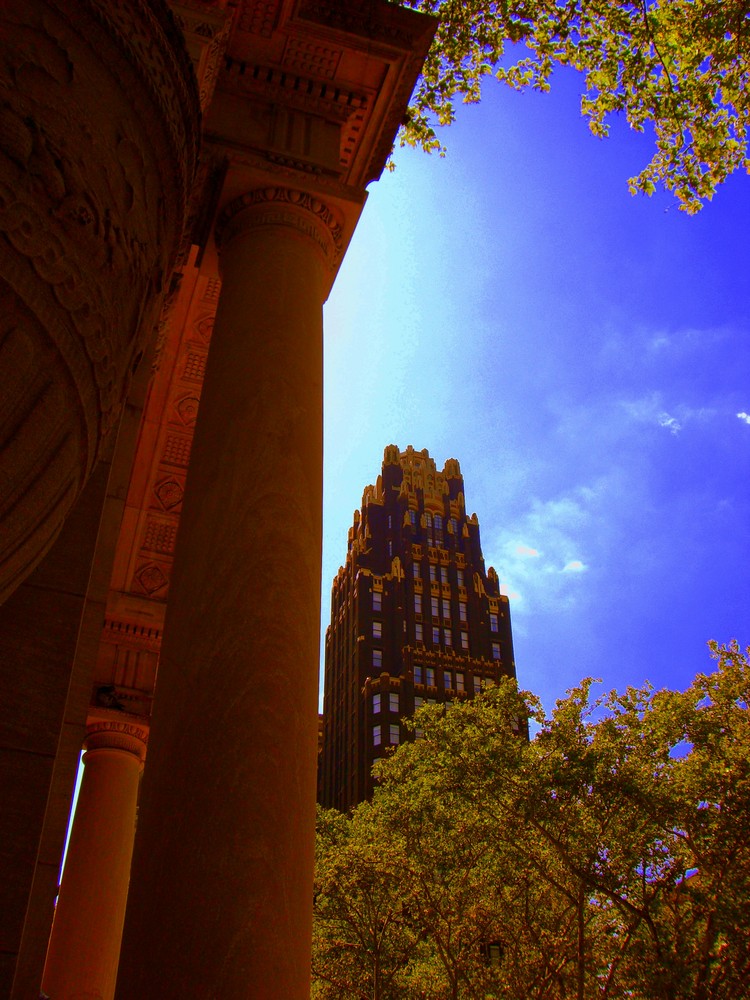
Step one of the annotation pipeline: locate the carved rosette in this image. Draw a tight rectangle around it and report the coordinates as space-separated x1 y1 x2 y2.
0 0 201 604
215 187 344 272
85 711 149 764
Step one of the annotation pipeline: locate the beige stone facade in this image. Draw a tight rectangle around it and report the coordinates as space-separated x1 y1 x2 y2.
0 2 434 996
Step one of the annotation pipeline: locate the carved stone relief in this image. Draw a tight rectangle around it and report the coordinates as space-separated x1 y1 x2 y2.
0 0 200 602
216 186 344 270
135 562 169 597
174 394 201 426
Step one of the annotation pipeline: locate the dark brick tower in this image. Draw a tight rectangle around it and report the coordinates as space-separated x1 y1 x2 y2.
320 445 516 811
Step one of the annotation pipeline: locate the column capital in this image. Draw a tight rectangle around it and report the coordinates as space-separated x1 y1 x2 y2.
85 711 149 764
215 187 344 272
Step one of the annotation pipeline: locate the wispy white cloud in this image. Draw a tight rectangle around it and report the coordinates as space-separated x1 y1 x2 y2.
515 544 540 558
737 412 750 426
622 393 713 436
562 560 586 573
486 486 598 615
657 412 682 435
599 324 731 371
644 326 729 355
647 333 671 352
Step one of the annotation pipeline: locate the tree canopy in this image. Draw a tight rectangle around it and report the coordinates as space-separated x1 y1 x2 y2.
313 641 750 999
397 0 750 213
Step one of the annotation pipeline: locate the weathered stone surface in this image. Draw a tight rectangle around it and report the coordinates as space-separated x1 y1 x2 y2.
0 0 200 603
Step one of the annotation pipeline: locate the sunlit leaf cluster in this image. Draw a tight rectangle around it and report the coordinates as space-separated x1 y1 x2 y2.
314 641 750 998
396 0 750 211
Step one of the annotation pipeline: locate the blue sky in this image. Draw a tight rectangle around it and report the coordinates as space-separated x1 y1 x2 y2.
321 68 750 712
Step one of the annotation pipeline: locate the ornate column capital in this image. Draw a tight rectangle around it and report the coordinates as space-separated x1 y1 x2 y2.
214 187 344 272
85 710 149 764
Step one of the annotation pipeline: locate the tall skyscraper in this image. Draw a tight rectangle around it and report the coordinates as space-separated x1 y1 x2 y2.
320 445 516 812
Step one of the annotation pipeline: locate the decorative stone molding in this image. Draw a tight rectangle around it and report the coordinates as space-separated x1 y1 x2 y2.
85 711 149 763
101 616 162 651
135 561 170 596
151 272 185 375
237 0 278 37
293 0 437 184
221 56 367 124
215 187 344 269
171 0 232 113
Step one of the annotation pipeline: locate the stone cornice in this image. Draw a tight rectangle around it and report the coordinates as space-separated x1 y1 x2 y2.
291 0 437 185
220 56 368 126
295 0 432 50
201 0 436 200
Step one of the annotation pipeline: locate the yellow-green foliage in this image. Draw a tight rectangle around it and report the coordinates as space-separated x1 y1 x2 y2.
397 0 750 212
314 642 750 999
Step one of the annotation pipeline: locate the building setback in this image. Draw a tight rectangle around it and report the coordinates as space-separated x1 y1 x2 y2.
320 445 516 812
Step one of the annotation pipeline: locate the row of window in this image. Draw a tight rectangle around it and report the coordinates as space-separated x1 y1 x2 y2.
372 701 459 747
371 672 491 718
413 666 496 690
414 665 470 690
372 692 399 714
413 594 468 620
376 595 503 626
373 723 400 747
414 622 469 649
371 637 500 664
369 628 467 656
404 511 458 532
413 565 465 586
387 511 459 541
373 594 500 633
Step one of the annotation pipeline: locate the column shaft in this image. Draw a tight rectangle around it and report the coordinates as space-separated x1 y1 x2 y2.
117 189 334 998
42 722 146 1000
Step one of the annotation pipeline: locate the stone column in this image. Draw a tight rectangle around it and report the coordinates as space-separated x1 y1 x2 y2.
41 715 147 1000
116 187 340 999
